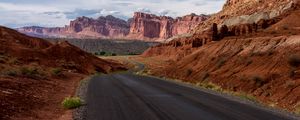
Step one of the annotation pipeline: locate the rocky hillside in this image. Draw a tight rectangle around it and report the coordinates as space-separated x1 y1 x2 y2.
142 0 300 113
193 0 298 33
0 26 126 119
17 13 209 42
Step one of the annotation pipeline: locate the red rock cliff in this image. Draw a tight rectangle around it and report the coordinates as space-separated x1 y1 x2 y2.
127 12 209 41
17 13 209 41
17 15 130 39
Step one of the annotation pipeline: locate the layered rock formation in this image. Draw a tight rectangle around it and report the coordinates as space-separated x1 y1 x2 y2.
127 12 209 40
193 0 298 33
17 15 130 39
17 13 209 42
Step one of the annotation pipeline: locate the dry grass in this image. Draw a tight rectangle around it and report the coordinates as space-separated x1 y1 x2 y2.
62 97 82 109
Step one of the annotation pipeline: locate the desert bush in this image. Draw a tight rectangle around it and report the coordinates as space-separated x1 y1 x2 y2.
6 70 17 76
197 82 222 91
288 55 300 67
185 69 193 76
62 97 82 109
111 53 117 56
237 92 257 102
251 75 264 87
100 51 106 55
19 67 47 79
21 67 39 76
216 57 227 68
128 52 138 55
52 68 62 76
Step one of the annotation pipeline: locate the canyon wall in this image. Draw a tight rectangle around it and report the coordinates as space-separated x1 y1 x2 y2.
127 12 209 40
17 13 209 42
17 15 130 39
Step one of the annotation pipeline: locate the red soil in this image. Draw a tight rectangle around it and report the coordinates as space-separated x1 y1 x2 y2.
0 26 127 119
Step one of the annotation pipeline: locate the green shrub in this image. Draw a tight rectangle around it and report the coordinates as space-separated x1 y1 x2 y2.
20 67 38 77
197 82 222 91
52 68 62 75
216 57 227 68
62 97 82 109
100 51 106 55
128 52 138 55
111 53 117 56
6 70 17 76
288 55 300 67
237 92 257 102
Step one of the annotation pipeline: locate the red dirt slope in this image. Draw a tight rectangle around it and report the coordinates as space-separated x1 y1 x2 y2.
0 26 126 74
0 26 126 120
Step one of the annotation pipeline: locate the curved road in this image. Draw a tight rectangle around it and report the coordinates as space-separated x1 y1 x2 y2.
86 72 298 120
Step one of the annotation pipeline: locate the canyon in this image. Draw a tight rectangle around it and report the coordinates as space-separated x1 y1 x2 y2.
17 13 209 42
141 0 300 113
2 0 300 119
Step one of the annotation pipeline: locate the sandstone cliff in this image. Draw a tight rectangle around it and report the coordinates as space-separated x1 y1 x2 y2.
17 15 130 39
127 12 209 41
193 0 298 33
17 13 209 42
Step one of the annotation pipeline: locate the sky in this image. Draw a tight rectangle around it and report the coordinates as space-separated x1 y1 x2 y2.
0 0 226 28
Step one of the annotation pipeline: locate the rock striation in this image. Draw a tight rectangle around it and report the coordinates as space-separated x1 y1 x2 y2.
193 0 298 33
17 15 130 39
17 13 209 42
127 12 209 41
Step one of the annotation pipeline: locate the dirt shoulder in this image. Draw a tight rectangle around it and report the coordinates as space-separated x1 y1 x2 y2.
0 73 86 120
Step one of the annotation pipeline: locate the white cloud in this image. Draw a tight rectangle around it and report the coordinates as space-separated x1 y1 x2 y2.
0 0 226 28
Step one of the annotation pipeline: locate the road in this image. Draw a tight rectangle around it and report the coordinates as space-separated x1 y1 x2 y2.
86 72 298 120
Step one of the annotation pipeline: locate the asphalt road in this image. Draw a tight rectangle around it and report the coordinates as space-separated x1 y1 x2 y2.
86 72 298 120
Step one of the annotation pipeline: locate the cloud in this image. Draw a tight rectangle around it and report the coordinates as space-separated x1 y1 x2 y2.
64 9 101 19
113 2 134 6
0 0 226 28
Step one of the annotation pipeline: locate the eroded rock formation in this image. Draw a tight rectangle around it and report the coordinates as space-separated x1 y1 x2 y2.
17 15 130 39
127 12 209 41
17 13 209 41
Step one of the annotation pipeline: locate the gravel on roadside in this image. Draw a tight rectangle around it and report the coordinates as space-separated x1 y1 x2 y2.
73 77 91 120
